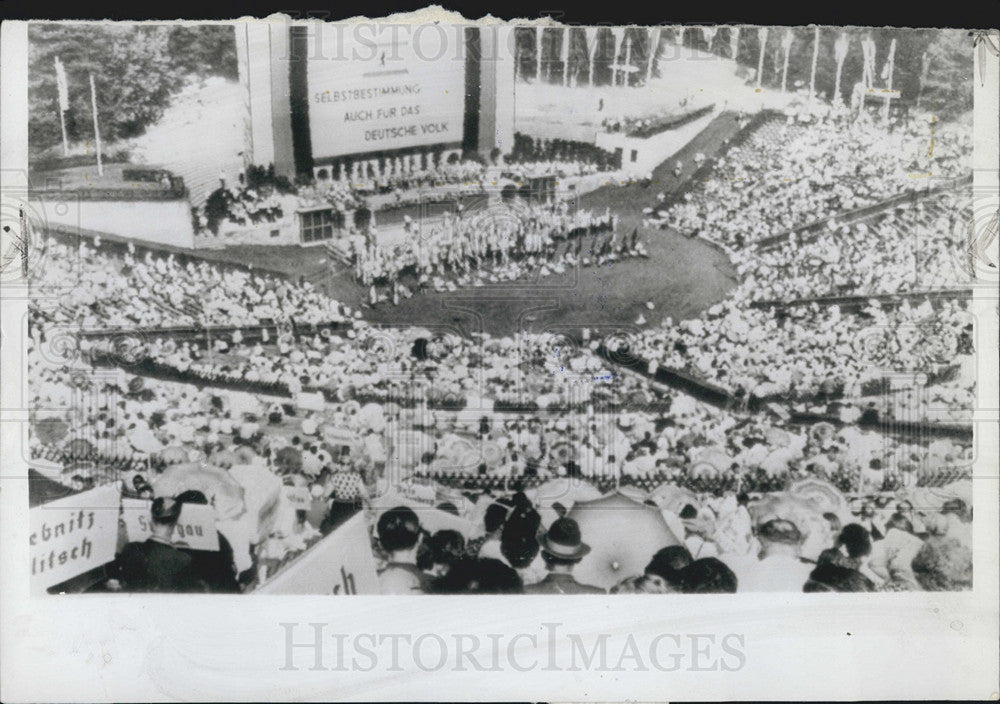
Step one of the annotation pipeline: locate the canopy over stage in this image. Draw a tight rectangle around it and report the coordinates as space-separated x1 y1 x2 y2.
234 22 516 180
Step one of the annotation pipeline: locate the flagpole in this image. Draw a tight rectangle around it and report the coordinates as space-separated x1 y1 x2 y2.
55 57 69 156
59 106 69 157
883 38 896 125
809 25 820 103
756 28 768 89
89 73 103 177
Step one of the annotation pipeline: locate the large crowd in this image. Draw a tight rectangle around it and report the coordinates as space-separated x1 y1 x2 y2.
27 101 976 595
662 110 972 251
31 236 350 330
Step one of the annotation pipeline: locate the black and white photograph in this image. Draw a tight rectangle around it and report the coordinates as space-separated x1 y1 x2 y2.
1 12 997 702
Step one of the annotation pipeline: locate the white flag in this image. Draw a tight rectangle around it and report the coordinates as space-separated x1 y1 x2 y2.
584 27 600 58
54 57 69 112
703 27 717 50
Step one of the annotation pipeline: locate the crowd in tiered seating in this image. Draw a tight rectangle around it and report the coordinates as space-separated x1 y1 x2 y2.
623 106 975 419
662 109 972 250
627 298 973 403
31 235 351 330
29 325 974 594
734 189 971 302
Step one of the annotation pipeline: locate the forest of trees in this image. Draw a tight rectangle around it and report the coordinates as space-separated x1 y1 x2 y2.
514 26 973 118
28 24 238 157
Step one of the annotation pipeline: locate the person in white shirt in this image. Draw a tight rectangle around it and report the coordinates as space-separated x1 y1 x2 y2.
730 519 814 593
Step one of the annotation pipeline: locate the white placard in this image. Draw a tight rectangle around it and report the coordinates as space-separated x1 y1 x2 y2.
255 512 379 594
29 483 121 594
120 498 220 552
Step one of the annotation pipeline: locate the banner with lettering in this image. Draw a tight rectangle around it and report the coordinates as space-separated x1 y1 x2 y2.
120 498 220 551
255 512 379 594
305 24 465 159
30 483 121 594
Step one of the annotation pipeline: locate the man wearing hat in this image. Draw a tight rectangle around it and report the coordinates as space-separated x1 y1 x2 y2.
729 518 813 593
524 517 605 594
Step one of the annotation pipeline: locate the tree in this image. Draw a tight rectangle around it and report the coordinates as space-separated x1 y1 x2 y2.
28 23 238 157
919 29 974 116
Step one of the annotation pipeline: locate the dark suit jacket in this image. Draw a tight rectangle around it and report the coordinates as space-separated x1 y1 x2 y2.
114 538 204 593
180 532 240 593
523 572 606 595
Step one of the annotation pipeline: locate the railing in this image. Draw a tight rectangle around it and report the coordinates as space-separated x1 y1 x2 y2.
624 104 716 139
30 176 189 201
750 288 973 312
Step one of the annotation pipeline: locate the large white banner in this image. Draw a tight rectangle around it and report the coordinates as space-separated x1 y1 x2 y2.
306 24 466 159
255 512 379 594
29 483 121 594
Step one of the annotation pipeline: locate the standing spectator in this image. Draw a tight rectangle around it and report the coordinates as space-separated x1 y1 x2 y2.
112 497 205 593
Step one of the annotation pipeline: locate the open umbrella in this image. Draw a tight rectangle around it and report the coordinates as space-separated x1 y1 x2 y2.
33 416 69 446
688 460 723 481
748 492 831 561
569 492 682 590
809 422 837 446
233 445 259 465
442 436 476 463
481 440 504 468
209 448 239 469
549 441 578 466
66 437 95 459
789 478 850 522
692 446 733 473
153 462 246 521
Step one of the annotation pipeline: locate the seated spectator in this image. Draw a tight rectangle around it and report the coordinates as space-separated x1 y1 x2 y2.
804 562 876 592
679 557 739 594
868 513 924 589
428 557 523 594
418 529 466 579
817 523 873 571
911 536 973 592
643 545 694 592
376 507 427 594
